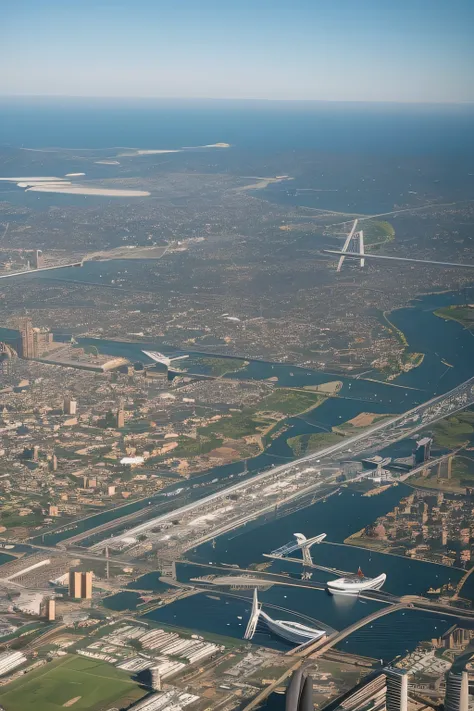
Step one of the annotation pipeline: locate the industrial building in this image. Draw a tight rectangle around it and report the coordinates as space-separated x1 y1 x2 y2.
318 668 408 711
0 651 27 677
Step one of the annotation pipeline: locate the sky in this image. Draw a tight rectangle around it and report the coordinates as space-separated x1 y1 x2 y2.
2 0 474 103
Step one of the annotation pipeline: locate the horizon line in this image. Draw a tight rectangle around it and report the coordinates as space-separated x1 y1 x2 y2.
1 94 474 107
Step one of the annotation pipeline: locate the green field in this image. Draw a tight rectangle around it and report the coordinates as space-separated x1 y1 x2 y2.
199 356 249 376
0 655 146 711
363 219 395 248
198 388 326 441
433 409 474 448
288 430 345 456
434 304 474 330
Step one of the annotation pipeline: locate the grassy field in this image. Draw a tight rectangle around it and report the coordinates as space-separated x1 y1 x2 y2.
199 356 248 376
434 304 474 330
432 409 474 448
363 219 395 248
198 388 326 442
288 430 345 456
0 655 146 711
258 389 325 416
287 411 392 456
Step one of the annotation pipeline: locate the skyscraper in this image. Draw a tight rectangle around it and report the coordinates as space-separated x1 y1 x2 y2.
385 668 408 711
19 318 36 359
413 437 432 466
81 571 93 599
63 397 77 415
68 571 93 599
46 598 56 621
116 407 125 428
69 571 82 599
445 670 469 711
32 250 44 270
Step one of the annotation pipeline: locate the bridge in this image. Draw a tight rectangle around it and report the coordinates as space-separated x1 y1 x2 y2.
325 249 474 271
267 532 327 566
241 597 474 710
290 602 408 657
453 566 474 600
0 261 83 280
336 219 365 272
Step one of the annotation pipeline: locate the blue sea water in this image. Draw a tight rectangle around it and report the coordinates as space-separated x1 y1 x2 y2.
1 97 474 156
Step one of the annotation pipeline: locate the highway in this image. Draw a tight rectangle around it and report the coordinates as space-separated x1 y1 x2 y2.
324 249 474 270
0 261 83 279
88 373 474 552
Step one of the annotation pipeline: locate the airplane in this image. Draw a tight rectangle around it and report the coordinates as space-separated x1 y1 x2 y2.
142 350 189 368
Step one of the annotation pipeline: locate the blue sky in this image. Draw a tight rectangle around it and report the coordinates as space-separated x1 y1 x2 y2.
2 0 474 102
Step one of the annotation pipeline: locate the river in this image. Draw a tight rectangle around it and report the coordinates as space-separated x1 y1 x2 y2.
26 282 474 547
5 279 474 657
103 483 467 660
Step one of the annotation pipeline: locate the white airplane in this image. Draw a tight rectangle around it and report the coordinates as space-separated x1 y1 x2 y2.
142 350 189 368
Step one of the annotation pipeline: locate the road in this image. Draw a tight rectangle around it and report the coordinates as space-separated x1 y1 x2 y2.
87 373 474 552
0 261 83 279
324 250 474 270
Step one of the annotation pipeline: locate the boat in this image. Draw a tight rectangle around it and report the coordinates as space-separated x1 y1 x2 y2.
259 611 326 645
326 567 386 595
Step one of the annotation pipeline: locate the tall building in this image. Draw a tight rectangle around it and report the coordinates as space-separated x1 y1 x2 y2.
116 407 125 428
149 667 162 691
68 571 93 599
445 670 469 711
69 571 82 599
81 571 93 599
385 668 408 711
19 318 36 359
63 397 77 416
32 327 53 355
32 249 44 270
46 598 56 621
413 437 432 466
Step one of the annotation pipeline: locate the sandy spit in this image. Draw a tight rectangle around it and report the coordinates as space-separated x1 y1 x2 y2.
26 185 150 197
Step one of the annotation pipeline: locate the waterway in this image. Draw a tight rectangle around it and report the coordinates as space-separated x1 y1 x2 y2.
26 282 474 548
103 484 466 659
7 282 474 657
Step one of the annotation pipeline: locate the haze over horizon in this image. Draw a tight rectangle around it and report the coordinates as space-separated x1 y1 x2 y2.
2 0 474 104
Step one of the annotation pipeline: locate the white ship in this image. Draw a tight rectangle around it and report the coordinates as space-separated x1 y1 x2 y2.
244 589 326 646
326 568 386 596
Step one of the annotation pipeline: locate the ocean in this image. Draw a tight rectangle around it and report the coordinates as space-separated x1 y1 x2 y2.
1 97 474 156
